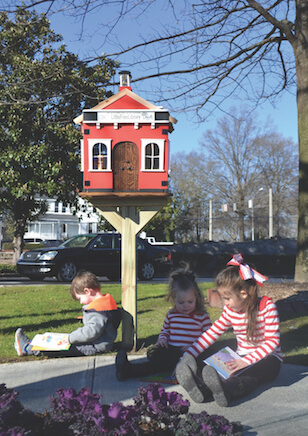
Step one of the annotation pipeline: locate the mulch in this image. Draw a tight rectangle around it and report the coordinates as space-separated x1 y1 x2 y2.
207 282 308 315
261 282 308 315
261 282 308 301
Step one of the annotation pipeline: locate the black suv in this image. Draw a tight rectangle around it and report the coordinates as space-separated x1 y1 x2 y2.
17 233 172 282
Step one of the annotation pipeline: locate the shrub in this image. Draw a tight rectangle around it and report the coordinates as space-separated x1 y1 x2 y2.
0 264 17 274
1 242 13 251
0 383 242 435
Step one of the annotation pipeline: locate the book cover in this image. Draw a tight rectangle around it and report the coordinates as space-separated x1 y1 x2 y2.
31 332 71 351
203 346 245 379
140 372 178 385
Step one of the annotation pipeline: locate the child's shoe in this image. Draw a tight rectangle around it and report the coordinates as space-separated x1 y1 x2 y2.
14 328 31 356
180 353 198 372
202 365 230 407
176 359 205 403
115 349 130 381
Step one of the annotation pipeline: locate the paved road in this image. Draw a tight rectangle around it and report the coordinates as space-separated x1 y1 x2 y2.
0 275 183 286
0 275 110 286
0 274 292 286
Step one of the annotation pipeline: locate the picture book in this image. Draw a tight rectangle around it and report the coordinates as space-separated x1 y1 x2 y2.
31 332 71 351
140 372 178 385
203 346 249 379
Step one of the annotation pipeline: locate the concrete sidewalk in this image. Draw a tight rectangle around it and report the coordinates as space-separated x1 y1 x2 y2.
0 355 307 435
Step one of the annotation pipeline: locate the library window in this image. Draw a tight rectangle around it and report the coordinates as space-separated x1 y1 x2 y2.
141 139 164 171
93 143 107 170
145 143 159 169
88 139 112 171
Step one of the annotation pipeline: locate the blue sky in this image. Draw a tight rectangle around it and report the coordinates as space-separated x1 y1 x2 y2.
47 3 298 156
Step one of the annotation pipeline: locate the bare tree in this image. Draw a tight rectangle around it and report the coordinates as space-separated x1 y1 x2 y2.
255 130 298 237
200 108 298 241
169 111 297 243
0 0 306 279
170 151 210 242
201 107 265 241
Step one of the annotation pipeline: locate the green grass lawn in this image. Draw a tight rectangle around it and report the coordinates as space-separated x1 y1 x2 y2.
0 282 307 366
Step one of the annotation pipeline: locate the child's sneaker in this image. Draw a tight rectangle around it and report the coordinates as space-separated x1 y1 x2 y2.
176 359 204 403
202 365 229 407
14 328 31 356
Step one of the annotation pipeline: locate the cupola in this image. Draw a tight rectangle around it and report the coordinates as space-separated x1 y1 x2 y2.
119 70 132 91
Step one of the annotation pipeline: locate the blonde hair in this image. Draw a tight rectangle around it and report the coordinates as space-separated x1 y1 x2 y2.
215 265 259 342
70 270 101 300
167 264 206 313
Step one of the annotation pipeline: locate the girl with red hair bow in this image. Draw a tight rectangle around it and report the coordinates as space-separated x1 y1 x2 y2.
176 254 282 407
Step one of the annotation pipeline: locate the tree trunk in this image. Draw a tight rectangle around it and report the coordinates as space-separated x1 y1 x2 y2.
12 200 27 264
13 234 23 265
294 1 308 281
238 211 245 242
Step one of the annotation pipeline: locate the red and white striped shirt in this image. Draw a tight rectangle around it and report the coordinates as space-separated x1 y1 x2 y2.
158 310 212 348
186 296 282 365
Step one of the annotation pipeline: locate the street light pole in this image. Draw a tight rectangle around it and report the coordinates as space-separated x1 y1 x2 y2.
269 187 273 238
254 187 274 240
248 199 254 241
209 198 213 241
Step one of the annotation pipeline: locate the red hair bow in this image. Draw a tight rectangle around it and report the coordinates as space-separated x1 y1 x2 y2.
227 253 268 286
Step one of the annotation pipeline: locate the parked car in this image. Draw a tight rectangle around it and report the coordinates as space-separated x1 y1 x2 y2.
17 233 172 282
41 239 64 247
24 237 45 244
24 238 63 247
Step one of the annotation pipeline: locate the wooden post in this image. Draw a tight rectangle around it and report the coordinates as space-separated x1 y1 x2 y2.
121 206 138 349
83 194 170 350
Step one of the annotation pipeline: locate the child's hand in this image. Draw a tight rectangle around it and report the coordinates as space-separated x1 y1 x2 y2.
155 338 168 348
227 358 249 372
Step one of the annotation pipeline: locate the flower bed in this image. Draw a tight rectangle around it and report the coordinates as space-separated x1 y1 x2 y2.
0 383 242 435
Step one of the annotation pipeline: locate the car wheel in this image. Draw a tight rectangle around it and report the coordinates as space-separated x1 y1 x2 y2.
139 261 155 280
57 261 78 282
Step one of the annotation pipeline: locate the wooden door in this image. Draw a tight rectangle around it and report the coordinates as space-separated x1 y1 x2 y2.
113 142 139 191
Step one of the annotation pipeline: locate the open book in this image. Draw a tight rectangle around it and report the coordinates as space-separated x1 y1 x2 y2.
203 346 250 379
31 332 71 351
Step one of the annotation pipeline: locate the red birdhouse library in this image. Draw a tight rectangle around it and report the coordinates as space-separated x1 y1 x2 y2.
74 72 176 349
74 71 176 195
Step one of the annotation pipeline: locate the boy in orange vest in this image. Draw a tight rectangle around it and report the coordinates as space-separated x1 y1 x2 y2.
15 271 121 357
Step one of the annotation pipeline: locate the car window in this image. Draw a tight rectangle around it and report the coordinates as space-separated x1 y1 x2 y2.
61 235 96 248
92 235 113 249
43 240 63 247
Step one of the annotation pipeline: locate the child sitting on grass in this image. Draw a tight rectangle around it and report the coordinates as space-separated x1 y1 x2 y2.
14 270 122 357
115 264 212 382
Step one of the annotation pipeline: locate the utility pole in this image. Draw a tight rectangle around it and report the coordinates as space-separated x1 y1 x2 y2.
269 188 273 238
248 199 254 241
209 199 213 241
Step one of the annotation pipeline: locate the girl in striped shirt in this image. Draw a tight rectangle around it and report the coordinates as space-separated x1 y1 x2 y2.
115 264 212 381
176 254 282 407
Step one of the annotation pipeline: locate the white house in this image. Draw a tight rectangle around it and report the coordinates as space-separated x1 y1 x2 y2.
24 197 102 241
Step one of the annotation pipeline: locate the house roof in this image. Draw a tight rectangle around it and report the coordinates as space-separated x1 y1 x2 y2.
73 88 177 125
